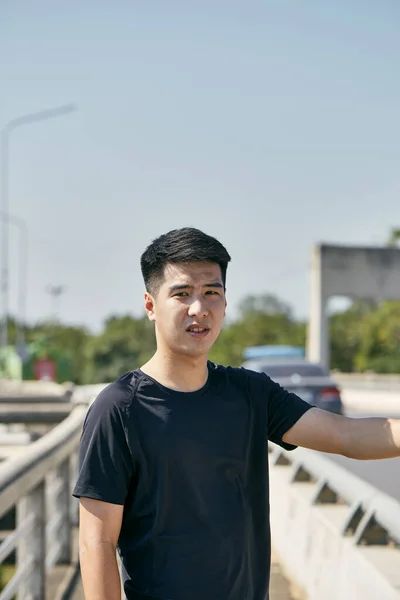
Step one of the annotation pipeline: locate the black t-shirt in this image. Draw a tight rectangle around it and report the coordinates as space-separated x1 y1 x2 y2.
73 362 312 600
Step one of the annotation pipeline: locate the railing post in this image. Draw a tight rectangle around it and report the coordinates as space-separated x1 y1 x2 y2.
70 449 80 527
47 458 71 565
17 482 46 600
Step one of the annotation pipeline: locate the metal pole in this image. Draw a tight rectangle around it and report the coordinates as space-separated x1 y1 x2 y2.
0 104 76 357
17 217 28 352
0 211 28 353
0 129 9 354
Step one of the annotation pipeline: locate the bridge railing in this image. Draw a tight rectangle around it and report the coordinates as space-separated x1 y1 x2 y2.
270 444 400 544
0 401 87 600
269 444 400 600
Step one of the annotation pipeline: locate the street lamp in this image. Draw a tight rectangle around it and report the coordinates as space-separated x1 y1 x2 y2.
0 211 28 354
0 103 77 352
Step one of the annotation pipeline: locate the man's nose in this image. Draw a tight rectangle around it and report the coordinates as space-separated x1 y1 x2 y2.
188 297 209 318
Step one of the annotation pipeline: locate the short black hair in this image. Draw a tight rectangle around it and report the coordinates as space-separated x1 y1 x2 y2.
140 227 231 294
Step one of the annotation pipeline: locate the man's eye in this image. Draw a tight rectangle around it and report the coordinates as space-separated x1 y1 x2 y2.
206 291 219 295
175 292 188 297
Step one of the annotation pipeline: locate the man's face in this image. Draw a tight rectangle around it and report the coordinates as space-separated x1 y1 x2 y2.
144 261 227 357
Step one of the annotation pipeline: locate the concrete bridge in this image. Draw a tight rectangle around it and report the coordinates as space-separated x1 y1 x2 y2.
0 379 399 600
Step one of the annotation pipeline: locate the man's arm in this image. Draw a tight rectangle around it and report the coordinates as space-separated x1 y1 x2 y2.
283 407 400 459
79 497 124 600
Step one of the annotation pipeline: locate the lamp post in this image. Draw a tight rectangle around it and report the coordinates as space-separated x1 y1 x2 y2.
0 104 77 352
0 211 28 355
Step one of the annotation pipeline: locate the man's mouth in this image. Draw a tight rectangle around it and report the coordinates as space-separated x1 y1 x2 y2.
186 325 210 336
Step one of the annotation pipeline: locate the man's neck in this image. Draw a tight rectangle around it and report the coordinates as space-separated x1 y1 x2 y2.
140 351 209 393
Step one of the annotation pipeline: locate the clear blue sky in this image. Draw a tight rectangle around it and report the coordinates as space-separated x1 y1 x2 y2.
1 1 400 331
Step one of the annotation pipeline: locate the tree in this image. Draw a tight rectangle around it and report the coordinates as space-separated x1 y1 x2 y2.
387 227 400 247
28 321 92 384
8 289 400 383
209 294 305 366
355 301 400 373
329 301 373 372
238 294 293 319
87 315 156 382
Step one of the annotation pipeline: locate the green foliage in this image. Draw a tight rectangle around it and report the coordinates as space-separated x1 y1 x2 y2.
387 227 400 247
34 323 91 384
86 315 156 383
0 564 15 593
329 301 373 372
329 299 400 373
355 301 400 373
237 294 293 319
210 295 305 366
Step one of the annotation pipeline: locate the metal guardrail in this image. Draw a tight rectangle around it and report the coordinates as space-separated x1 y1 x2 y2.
269 444 400 546
0 401 87 600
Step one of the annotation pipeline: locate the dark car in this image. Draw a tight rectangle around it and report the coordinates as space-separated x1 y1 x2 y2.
241 358 343 415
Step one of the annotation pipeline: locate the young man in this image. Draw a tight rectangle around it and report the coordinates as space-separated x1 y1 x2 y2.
73 227 400 600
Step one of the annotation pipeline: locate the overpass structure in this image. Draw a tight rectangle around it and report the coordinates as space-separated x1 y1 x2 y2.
0 382 399 600
306 244 400 369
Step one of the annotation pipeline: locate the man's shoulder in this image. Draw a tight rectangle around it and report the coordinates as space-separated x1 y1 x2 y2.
88 369 144 416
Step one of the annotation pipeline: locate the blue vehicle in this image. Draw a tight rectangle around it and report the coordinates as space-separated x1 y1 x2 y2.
243 345 305 361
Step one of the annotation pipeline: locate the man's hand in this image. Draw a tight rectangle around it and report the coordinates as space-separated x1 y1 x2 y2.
79 497 124 600
283 407 400 460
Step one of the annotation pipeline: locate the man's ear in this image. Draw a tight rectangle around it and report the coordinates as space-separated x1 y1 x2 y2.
144 292 156 322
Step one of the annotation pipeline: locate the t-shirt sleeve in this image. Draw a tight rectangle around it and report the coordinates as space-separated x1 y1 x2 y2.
244 369 314 451
72 383 135 505
266 376 314 450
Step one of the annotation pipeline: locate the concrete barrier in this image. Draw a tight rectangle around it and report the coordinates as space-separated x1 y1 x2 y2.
333 373 400 391
269 445 400 600
328 372 400 415
340 388 400 415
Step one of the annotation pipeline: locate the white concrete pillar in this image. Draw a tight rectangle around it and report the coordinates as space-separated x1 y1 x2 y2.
17 482 46 600
47 459 72 565
307 245 329 369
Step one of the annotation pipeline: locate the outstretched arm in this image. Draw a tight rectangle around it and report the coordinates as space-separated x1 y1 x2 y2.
283 407 400 460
